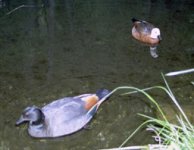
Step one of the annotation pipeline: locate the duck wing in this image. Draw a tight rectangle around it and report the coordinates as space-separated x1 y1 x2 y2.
135 21 155 35
41 97 93 136
42 97 87 122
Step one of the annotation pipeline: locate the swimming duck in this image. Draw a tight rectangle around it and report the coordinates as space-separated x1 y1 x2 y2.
16 89 110 138
131 18 162 58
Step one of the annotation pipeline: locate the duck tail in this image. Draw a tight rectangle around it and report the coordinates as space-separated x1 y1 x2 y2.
96 89 110 100
131 17 140 23
87 89 110 116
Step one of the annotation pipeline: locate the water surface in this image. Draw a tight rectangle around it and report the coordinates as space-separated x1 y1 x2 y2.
0 0 194 149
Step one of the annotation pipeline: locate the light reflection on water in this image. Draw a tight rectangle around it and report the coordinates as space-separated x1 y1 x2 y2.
0 0 194 149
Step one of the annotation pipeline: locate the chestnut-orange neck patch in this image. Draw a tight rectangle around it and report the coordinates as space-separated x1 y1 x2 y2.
84 95 99 110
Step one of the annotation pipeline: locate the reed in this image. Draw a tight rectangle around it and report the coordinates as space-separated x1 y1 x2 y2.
101 74 194 150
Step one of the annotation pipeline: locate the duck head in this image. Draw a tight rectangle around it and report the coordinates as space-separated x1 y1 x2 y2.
150 28 162 41
16 106 45 126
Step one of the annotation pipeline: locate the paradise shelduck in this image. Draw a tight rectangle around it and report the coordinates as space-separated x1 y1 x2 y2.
131 18 162 58
16 89 110 138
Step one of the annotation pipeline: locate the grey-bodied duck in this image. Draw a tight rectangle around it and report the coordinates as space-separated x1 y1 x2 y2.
16 89 110 138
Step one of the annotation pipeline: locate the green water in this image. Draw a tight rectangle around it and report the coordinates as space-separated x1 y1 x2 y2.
0 0 194 149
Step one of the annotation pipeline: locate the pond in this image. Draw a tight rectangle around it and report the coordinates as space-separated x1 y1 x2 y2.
0 0 194 149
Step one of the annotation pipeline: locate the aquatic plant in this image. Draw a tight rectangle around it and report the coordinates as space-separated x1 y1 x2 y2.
100 74 194 150
165 68 194 76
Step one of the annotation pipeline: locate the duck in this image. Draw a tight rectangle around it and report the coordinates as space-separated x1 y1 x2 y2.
131 18 162 58
15 89 110 138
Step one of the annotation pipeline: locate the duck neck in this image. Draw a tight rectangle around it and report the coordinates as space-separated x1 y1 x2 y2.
32 111 45 126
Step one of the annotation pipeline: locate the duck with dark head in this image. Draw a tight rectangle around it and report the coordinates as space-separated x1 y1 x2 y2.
16 89 110 138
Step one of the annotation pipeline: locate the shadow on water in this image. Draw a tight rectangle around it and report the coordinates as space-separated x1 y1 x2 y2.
0 0 194 149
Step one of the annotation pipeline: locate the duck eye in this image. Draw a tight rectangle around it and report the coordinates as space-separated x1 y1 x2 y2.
23 112 30 118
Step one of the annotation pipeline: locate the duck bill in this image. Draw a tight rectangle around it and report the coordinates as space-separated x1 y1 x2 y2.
15 116 26 126
157 35 162 41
